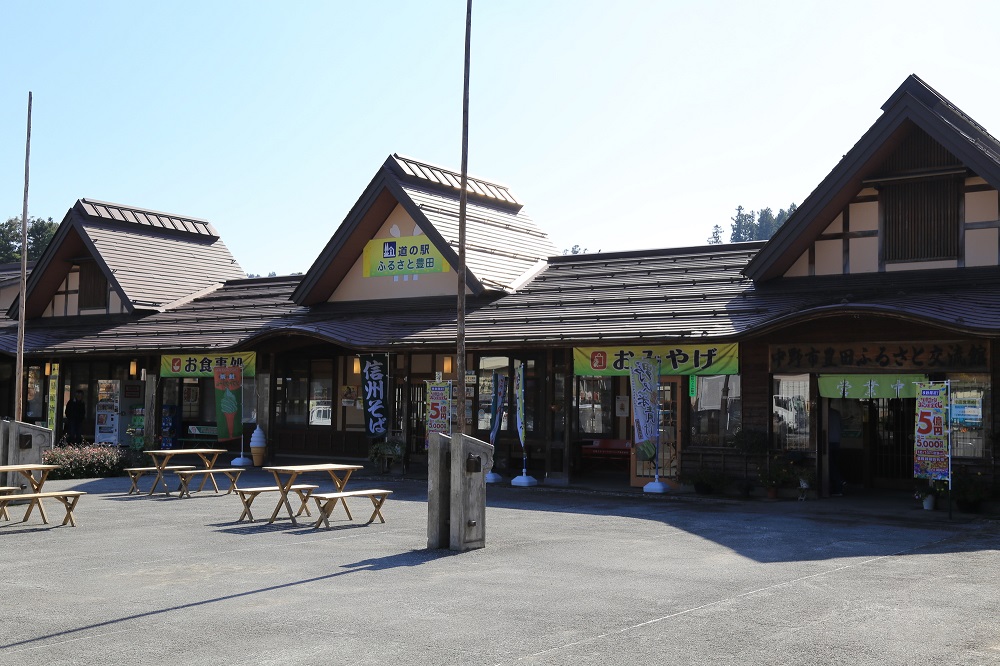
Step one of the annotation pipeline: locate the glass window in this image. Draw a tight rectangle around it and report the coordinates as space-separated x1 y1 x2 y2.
772 374 811 450
308 360 333 426
688 375 742 447
949 373 990 458
477 356 509 432
577 376 613 436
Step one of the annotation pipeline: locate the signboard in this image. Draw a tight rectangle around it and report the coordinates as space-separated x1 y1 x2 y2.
489 372 508 446
362 235 449 277
426 381 452 446
818 374 927 399
574 344 738 376
160 352 256 378
361 355 388 438
46 363 60 429
914 382 950 481
514 363 525 449
629 357 658 461
771 341 988 374
214 365 243 442
95 380 121 445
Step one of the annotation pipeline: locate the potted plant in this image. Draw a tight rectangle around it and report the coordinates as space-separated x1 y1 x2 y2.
759 457 791 499
952 468 991 513
914 479 946 510
369 435 407 474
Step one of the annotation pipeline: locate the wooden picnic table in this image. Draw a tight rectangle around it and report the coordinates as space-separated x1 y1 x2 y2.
145 449 227 496
0 463 61 523
262 463 362 525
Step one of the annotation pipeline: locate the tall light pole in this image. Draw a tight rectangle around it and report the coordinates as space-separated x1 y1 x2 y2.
455 0 472 435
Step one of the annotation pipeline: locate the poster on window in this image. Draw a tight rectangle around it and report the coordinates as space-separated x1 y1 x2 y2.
914 381 950 481
214 366 243 442
95 380 121 445
361 355 388 438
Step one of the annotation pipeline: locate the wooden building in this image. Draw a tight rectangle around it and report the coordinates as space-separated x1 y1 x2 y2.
0 76 996 499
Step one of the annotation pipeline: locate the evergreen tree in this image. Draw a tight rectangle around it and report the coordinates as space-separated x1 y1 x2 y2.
707 225 723 245
729 206 757 243
755 208 776 240
0 216 58 262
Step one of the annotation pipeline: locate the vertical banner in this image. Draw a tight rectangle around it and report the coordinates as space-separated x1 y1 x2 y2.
490 371 508 446
46 363 60 429
425 381 452 447
914 381 950 481
361 355 389 438
515 363 525 450
629 357 658 461
213 365 243 441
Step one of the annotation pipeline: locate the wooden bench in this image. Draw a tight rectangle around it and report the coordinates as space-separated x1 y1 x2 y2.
174 468 244 499
124 466 196 495
311 489 393 528
0 490 86 527
235 484 319 522
0 486 20 520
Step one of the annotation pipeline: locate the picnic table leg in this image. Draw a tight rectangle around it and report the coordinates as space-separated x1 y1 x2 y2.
366 493 389 524
294 489 314 517
238 492 257 522
312 497 335 529
58 495 82 527
195 455 222 493
267 472 299 525
21 471 50 524
329 471 354 521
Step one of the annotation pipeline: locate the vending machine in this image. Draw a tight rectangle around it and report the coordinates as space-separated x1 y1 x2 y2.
95 380 121 445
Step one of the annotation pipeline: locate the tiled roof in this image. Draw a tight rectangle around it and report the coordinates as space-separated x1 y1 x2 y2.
4 246 1000 358
78 199 218 238
293 154 555 304
390 154 521 208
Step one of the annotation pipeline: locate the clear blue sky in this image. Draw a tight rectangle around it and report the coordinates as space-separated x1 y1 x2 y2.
5 1 1000 276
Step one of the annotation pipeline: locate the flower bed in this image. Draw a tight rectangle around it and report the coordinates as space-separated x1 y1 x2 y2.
43 445 126 480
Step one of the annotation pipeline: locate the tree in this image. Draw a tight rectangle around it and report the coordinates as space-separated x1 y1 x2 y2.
729 206 757 243
563 245 587 255
755 207 776 241
0 216 58 262
707 225 724 244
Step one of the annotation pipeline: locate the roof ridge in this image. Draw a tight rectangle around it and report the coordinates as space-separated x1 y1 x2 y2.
389 153 521 206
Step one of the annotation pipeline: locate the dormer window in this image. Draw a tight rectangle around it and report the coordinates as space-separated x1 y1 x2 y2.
881 174 962 263
78 261 108 309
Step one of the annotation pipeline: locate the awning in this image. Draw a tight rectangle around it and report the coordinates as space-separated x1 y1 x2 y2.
818 374 928 399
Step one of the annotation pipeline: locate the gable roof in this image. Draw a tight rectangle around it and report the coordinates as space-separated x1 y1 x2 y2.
744 74 1000 282
291 154 556 305
12 199 245 318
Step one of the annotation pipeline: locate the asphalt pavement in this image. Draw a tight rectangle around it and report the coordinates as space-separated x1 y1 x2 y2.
1 466 998 665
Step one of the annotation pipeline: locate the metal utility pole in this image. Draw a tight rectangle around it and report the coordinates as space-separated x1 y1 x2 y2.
456 0 472 435
15 92 32 422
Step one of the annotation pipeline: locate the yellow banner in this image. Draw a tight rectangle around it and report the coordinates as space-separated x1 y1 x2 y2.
574 344 739 376
160 352 256 378
362 235 449 277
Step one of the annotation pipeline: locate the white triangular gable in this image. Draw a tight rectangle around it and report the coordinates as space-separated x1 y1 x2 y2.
330 203 470 302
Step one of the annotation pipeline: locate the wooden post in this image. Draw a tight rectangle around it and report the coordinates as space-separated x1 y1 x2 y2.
15 92 32 422
456 0 472 435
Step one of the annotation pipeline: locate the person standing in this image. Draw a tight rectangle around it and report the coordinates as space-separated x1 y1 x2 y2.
65 390 86 445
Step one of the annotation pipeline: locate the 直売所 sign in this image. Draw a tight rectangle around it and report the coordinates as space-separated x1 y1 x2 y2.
574 344 738 376
363 235 449 277
161 353 256 378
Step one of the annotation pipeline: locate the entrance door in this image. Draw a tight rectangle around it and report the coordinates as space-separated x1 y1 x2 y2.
869 398 915 489
630 377 682 487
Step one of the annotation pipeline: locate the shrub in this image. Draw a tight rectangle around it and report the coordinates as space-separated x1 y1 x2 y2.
43 445 125 480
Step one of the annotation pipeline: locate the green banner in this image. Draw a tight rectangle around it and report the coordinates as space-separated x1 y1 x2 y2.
574 344 739 376
161 352 256 378
362 235 449 277
818 374 927 399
